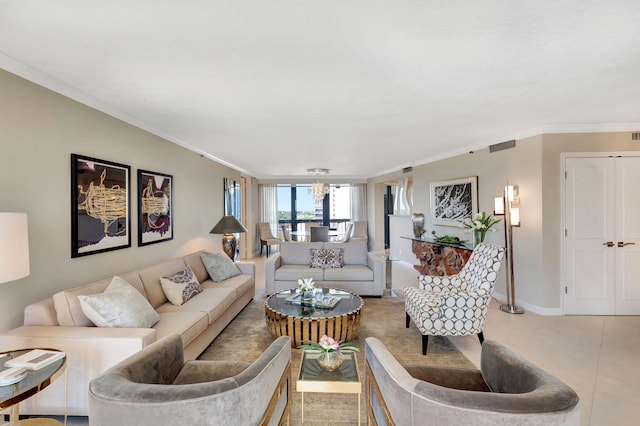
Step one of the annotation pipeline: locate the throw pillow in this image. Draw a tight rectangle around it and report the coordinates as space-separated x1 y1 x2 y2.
78 276 160 328
200 252 241 282
160 266 203 306
309 248 345 269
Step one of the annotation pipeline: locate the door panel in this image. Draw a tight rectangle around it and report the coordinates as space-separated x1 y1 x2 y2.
564 157 615 314
614 157 640 314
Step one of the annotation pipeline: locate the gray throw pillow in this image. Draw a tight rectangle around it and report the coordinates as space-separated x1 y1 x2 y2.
78 276 160 328
201 252 242 282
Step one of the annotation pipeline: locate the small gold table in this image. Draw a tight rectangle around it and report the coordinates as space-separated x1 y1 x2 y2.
265 288 363 348
296 351 361 424
0 349 67 425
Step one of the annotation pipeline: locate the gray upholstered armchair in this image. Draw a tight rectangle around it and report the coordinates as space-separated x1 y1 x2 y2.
365 337 580 425
88 334 291 426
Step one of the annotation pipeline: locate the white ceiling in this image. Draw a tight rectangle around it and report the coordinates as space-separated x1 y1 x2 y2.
2 1 640 180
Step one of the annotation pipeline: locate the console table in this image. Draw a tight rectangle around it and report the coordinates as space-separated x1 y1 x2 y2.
401 236 473 276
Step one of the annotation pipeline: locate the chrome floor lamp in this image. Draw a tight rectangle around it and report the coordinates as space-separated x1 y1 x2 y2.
495 185 524 314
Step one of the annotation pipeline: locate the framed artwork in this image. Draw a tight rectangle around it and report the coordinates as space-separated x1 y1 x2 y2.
430 176 478 226
71 154 131 257
138 170 173 246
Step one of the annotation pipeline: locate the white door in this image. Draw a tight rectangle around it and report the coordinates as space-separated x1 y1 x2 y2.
564 155 640 315
614 158 640 314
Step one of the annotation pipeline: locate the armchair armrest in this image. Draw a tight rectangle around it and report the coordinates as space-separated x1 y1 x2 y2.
418 274 464 291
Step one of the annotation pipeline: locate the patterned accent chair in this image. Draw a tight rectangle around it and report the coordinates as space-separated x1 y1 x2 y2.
404 243 505 355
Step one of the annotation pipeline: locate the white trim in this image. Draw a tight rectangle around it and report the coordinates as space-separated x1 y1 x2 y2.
492 293 563 316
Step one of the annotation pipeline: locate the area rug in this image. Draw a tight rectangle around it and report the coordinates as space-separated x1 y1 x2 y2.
199 292 475 425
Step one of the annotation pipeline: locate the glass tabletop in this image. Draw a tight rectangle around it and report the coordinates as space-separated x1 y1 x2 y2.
298 351 359 383
266 288 363 319
0 349 66 410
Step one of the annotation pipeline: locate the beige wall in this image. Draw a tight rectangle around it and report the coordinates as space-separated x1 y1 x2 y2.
370 131 640 313
0 70 242 331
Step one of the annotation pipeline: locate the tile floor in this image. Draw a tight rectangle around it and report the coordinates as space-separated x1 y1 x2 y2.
31 254 640 425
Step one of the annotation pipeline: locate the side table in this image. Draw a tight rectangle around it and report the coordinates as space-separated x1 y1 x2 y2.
0 349 67 425
296 351 361 424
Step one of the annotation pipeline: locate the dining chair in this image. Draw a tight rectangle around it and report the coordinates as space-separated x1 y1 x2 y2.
258 222 281 256
310 226 329 242
338 223 353 243
350 221 368 243
281 225 291 242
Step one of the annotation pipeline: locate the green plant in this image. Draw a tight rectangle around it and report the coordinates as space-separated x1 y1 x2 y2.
297 278 315 292
460 212 501 232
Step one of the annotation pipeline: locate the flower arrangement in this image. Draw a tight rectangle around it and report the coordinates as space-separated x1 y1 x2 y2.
297 278 315 293
460 211 501 244
298 335 359 353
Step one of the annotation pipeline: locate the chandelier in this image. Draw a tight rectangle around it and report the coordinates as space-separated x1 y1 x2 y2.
309 181 330 202
306 168 330 202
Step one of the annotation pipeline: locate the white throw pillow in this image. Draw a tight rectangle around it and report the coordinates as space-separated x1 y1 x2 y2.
200 252 241 282
78 276 160 328
160 266 203 306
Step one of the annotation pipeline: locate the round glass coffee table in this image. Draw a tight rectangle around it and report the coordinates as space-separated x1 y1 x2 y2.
265 288 363 347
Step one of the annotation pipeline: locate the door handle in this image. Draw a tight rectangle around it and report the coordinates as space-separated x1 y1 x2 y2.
603 242 614 247
618 242 636 247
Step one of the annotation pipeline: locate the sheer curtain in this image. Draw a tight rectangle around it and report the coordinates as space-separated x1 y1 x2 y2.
259 184 278 234
350 184 367 221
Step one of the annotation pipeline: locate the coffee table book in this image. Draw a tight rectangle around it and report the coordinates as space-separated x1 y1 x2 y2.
4 349 66 371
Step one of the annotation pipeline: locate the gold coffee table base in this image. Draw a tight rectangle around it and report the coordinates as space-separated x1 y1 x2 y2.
265 289 363 347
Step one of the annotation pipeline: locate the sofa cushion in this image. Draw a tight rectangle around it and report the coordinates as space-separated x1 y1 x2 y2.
138 258 187 309
77 276 160 328
156 287 237 325
202 275 254 298
153 311 208 348
280 242 323 265
323 264 374 281
274 265 324 282
325 242 368 264
310 248 344 268
53 272 147 327
200 252 241 282
160 266 203 306
181 251 210 284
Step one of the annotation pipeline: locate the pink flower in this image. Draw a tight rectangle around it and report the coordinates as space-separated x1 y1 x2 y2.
318 335 340 351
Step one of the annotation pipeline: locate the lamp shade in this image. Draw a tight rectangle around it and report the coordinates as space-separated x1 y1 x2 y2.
210 215 248 235
0 212 30 284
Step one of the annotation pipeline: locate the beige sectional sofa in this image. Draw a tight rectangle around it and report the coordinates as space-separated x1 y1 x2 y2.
0 251 255 417
265 241 385 296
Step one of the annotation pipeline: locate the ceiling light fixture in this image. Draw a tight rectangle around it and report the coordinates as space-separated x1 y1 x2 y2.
307 168 330 202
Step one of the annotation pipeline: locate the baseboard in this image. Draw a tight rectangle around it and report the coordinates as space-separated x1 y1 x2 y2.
492 292 563 316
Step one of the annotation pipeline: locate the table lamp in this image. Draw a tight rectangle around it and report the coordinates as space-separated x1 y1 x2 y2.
210 215 248 259
0 212 30 284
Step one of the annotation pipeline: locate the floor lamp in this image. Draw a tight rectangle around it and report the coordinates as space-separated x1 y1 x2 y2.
494 185 524 314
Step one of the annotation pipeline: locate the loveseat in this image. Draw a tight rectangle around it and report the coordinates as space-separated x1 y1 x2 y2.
0 250 255 416
265 241 385 296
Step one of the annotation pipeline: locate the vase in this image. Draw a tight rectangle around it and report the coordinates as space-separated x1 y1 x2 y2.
412 213 425 238
474 230 486 246
301 290 314 303
317 351 344 371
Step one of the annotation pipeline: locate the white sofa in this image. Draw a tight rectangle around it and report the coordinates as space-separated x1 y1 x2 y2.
265 241 385 296
0 251 255 417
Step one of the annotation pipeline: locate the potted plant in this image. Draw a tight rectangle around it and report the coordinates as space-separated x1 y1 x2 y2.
460 212 501 245
297 278 315 302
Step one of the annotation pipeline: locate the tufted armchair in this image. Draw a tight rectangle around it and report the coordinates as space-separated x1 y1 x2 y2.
404 243 505 354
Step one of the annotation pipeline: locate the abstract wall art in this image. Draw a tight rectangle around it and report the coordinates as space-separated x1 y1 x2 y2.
138 170 173 246
71 154 131 257
430 176 478 226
